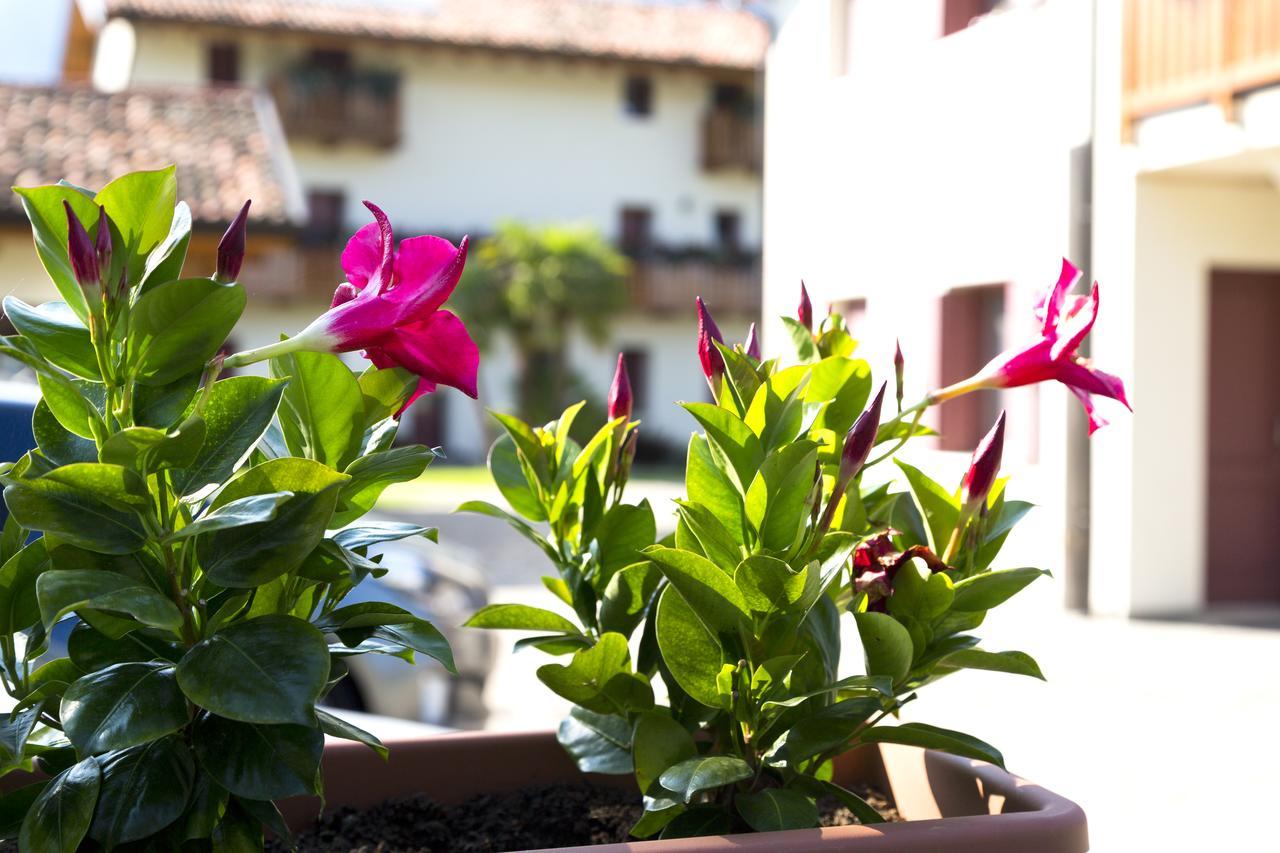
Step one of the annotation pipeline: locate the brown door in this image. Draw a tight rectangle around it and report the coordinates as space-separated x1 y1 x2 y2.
938 284 1005 450
1207 270 1280 603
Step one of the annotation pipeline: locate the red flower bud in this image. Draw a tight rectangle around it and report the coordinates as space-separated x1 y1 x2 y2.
744 322 761 361
64 202 99 296
94 205 113 279
216 199 250 283
608 353 633 422
696 296 725 388
961 410 1006 511
798 280 813 331
839 382 886 487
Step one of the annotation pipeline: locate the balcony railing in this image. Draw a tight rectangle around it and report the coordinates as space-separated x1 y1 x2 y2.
269 68 401 148
701 108 761 173
1124 0 1280 129
628 259 760 317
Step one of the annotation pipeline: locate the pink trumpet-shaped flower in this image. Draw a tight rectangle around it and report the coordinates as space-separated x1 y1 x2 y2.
608 353 633 422
235 202 479 415
744 322 761 361
961 411 1005 512
932 259 1130 435
696 296 725 390
798 281 813 331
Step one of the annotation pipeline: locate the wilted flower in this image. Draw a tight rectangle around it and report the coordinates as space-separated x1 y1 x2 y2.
798 281 813 331
225 202 479 414
744 322 761 361
608 353 633 422
63 202 99 299
931 259 1130 434
696 296 725 392
851 534 949 612
216 200 250 284
961 411 1006 512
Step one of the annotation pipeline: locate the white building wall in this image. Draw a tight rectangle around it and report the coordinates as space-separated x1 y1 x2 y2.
120 23 761 248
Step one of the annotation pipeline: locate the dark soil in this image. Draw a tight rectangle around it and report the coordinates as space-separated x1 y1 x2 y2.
275 781 901 852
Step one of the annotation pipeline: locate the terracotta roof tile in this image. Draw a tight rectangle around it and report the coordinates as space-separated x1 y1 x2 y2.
103 0 770 70
1 83 301 226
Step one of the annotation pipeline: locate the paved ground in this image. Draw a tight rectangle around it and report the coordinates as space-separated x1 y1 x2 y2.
404 467 1280 853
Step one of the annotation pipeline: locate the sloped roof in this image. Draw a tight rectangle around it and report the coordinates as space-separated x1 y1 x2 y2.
0 83 302 226
101 0 770 70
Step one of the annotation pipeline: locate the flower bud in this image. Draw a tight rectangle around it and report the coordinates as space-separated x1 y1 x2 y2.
64 202 100 297
961 410 1006 511
744 322 761 361
839 382 886 488
94 205 113 281
696 296 725 390
216 199 250 283
893 339 905 412
608 353 633 422
798 280 813 331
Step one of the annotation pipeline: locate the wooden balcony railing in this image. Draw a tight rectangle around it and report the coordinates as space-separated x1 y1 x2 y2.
269 69 400 148
701 108 761 173
1125 0 1280 129
628 259 760 317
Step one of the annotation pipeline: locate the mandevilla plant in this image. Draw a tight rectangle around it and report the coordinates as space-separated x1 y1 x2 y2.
0 167 478 850
469 263 1128 839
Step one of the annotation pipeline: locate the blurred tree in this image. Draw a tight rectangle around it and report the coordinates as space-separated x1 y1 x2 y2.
454 221 629 425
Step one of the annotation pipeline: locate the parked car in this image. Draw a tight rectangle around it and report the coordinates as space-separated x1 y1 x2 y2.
0 380 492 728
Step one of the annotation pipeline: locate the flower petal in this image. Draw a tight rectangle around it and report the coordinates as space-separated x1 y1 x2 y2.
1035 258 1082 336
340 222 383 290
1067 386 1110 435
1056 359 1131 410
1050 282 1099 361
377 309 479 399
331 282 360 308
386 234 468 318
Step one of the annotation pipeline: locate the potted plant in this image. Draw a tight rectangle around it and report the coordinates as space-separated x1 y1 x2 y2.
0 167 479 849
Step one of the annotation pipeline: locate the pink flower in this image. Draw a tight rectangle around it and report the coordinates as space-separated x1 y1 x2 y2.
227 202 478 415
608 353 633 422
932 259 1130 434
696 296 725 390
798 280 813 331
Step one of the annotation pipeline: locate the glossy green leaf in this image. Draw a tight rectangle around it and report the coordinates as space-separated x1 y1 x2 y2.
0 782 49 841
61 662 187 754
660 804 732 839
810 357 873 438
487 434 545 521
168 491 292 542
32 400 97 466
138 199 191 291
681 402 763 491
854 611 914 683
88 735 194 847
129 277 245 385
888 562 955 621
98 420 206 473
894 460 960 553
598 561 661 638
556 706 633 775
536 632 652 715
331 521 433 550
790 776 885 825
673 501 742 571
12 184 100 320
456 500 559 564
735 555 808 614
745 442 819 553
2 297 97 379
781 316 818 362
66 623 182 671
94 165 177 286
776 697 881 764
464 603 580 634
176 615 329 725
658 755 752 804
860 722 1004 768
332 444 435 526
170 376 288 495
596 500 656 582
37 569 182 635
5 473 146 555
132 369 201 429
632 711 696 796
951 567 1050 612
316 708 387 760
653 585 725 709
0 539 51 633
936 648 1045 680
193 714 323 800
271 348 363 469
327 604 456 672
736 788 819 832
19 757 100 853
685 434 746 546
644 546 749 634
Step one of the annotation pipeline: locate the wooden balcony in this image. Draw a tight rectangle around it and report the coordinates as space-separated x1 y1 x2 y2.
628 259 760 317
1125 0 1280 129
269 69 400 148
701 108 761 173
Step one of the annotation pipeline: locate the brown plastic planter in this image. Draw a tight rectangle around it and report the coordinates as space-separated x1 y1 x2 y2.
283 730 1089 852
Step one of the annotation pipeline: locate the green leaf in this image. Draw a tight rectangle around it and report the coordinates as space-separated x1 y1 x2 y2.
88 735 194 847
489 410 550 487
660 805 732 839
935 648 1045 680
0 338 102 440
128 277 245 385
644 546 749 634
782 316 818 362
357 366 417 424
854 611 914 683
630 800 684 839
211 799 264 851
331 521 433 550
888 562 954 621
332 444 435 526
170 376 288 495
860 722 1004 768
0 539 52 633
598 561 661 638
658 756 752 804
736 788 819 832
197 458 348 587
556 706 633 775
330 607 455 672
456 500 558 564
735 555 808 614
809 356 873 438
132 370 201 430
33 400 97 467
487 434 546 521
681 402 763 491
761 674 893 710
673 501 742 571
0 782 49 841
951 567 1050 612
2 298 97 379
66 623 181 671
464 603 581 634
271 349 363 469
12 185 102 320
315 708 386 760
193 714 322 800
176 615 329 725
536 632 652 715
98 421 206 473
94 165 177 287
685 434 746 546
894 460 960 553
790 776 885 825
138 200 191 292
776 697 881 764
20 757 100 853
61 662 187 754
596 501 656 582
168 491 292 542
632 711 696 796
37 570 182 635
745 442 819 553
653 585 725 709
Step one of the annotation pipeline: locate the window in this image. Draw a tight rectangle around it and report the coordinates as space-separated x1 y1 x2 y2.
304 189 346 246
943 0 1002 36
624 76 653 117
714 210 741 256
307 48 352 74
938 284 1005 450
619 349 649 414
619 207 653 256
832 297 866 337
712 82 748 110
207 43 240 84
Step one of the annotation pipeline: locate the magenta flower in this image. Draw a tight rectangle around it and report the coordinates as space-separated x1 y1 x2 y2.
798 281 813 331
696 296 725 391
743 322 761 361
931 259 1130 434
608 353 633 422
226 202 478 414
